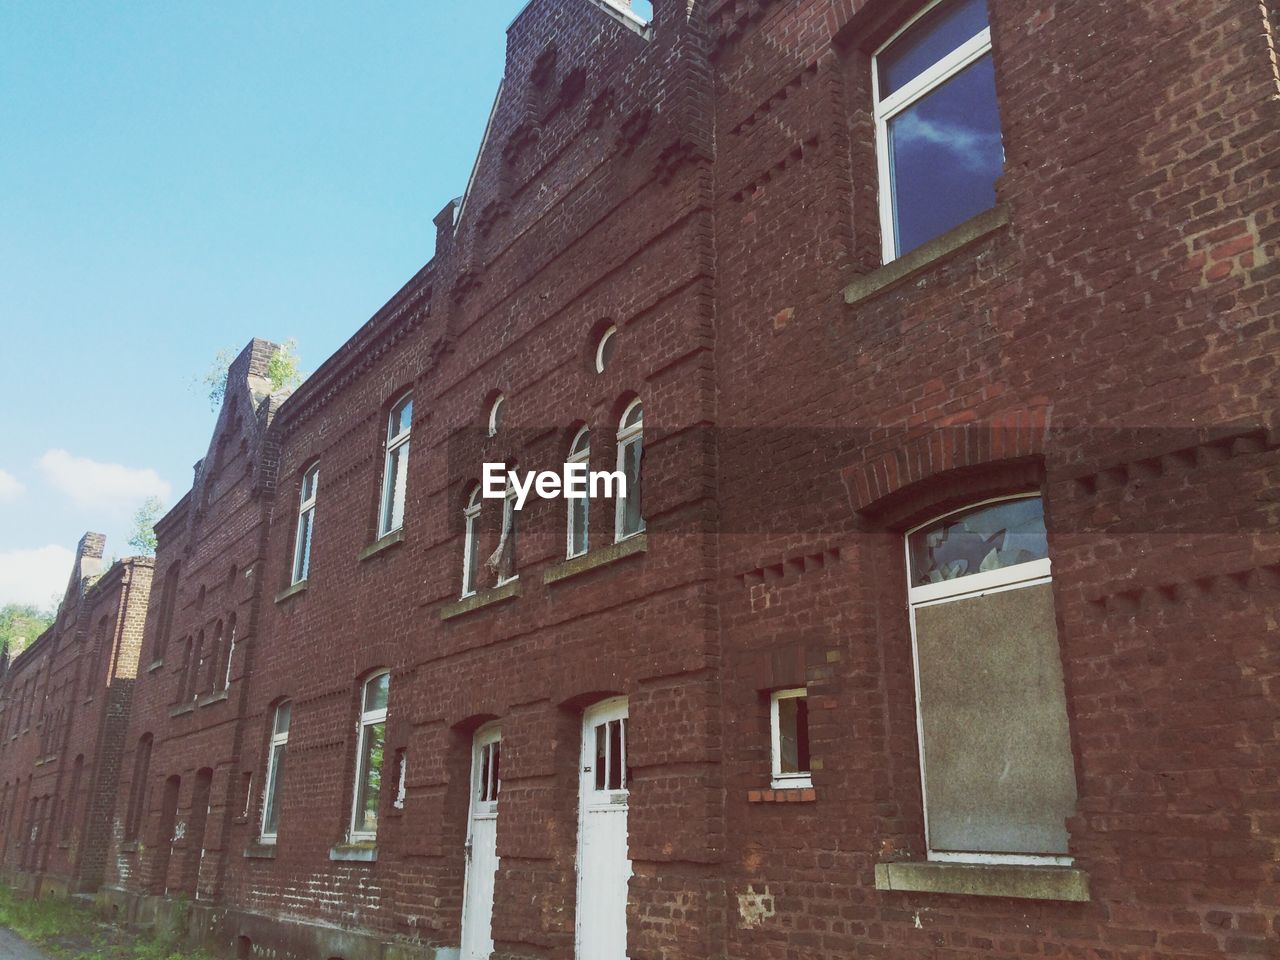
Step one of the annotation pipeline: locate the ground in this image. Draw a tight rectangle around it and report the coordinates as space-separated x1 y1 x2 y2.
0 886 217 960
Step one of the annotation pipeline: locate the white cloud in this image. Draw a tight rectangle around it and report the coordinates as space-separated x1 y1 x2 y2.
0 469 23 503
0 544 75 608
37 449 171 514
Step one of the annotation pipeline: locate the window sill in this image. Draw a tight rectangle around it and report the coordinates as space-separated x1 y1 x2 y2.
169 703 195 718
329 842 377 862
874 861 1090 902
748 787 816 804
147 659 164 673
440 579 521 621
544 533 648 585
843 205 1009 306
119 842 139 854
198 690 229 708
359 529 405 562
274 579 309 604
244 842 277 860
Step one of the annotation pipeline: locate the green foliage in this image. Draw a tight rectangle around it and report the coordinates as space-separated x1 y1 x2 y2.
0 603 55 657
128 496 164 556
0 885 217 960
266 338 303 394
194 340 304 412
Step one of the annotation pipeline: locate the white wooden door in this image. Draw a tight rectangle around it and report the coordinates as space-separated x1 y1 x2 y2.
576 698 631 960
460 724 501 960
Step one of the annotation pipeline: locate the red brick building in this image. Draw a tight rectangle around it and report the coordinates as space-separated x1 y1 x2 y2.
0 534 153 898
12 0 1280 957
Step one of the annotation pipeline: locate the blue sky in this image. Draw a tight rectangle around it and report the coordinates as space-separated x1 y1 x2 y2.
0 1 527 607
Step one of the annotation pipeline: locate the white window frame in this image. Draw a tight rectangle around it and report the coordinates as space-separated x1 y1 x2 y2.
461 487 482 598
349 671 390 842
259 701 290 843
769 688 812 790
496 479 519 586
487 394 505 437
594 326 616 374
378 393 412 538
291 464 319 584
614 399 645 542
905 493 1068 866
871 0 994 263
567 427 590 558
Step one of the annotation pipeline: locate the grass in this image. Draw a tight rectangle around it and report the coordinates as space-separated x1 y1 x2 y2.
0 885 220 960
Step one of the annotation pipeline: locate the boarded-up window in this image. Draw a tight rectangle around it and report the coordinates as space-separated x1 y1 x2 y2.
907 495 1077 860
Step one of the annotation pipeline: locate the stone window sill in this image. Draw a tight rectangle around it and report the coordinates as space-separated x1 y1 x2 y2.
874 860 1090 902
843 205 1009 306
147 659 164 673
330 842 377 862
198 690 229 708
274 579 309 604
244 842 277 859
440 579 521 621
544 533 648 585
359 529 405 562
169 702 195 718
748 787 816 803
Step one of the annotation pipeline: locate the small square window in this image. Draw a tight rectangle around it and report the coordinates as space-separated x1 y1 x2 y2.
770 689 811 789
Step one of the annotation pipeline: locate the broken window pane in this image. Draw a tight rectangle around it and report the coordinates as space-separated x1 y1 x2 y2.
595 723 607 791
909 496 1047 586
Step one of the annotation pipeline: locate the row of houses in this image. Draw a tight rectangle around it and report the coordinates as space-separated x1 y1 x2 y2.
1 0 1277 957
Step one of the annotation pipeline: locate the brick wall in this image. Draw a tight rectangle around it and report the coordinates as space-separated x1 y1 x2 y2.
8 0 1280 957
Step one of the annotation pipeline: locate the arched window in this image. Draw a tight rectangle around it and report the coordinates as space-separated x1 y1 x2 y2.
350 671 390 841
154 562 180 662
487 394 505 437
221 614 238 691
567 427 590 558
125 734 152 841
615 400 644 541
379 393 413 537
260 701 291 843
594 326 617 374
61 755 84 839
292 463 319 584
495 474 518 585
905 494 1076 863
461 487 482 598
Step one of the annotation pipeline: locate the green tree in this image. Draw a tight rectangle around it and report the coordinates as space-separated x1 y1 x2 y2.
194 340 304 412
128 496 164 556
0 603 54 657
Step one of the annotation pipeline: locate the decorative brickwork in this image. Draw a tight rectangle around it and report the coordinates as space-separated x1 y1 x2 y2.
4 0 1279 957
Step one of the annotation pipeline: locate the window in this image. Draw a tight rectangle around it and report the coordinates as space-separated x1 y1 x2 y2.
591 715 628 792
770 689 811 789
379 394 412 537
906 494 1076 864
872 0 1004 260
496 479 518 585
62 755 84 839
154 562 180 662
594 326 617 374
350 671 389 841
125 734 152 841
461 487 482 598
292 464 319 583
567 428 590 558
487 395 505 437
260 702 290 842
615 400 644 541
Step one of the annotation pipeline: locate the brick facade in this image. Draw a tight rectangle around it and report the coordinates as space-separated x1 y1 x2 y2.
0 534 153 897
5 0 1280 957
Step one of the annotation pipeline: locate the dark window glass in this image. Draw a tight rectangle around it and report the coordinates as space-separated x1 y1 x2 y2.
887 54 1003 257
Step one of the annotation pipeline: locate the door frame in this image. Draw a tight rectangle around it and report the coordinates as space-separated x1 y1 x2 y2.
459 722 501 959
574 696 629 958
